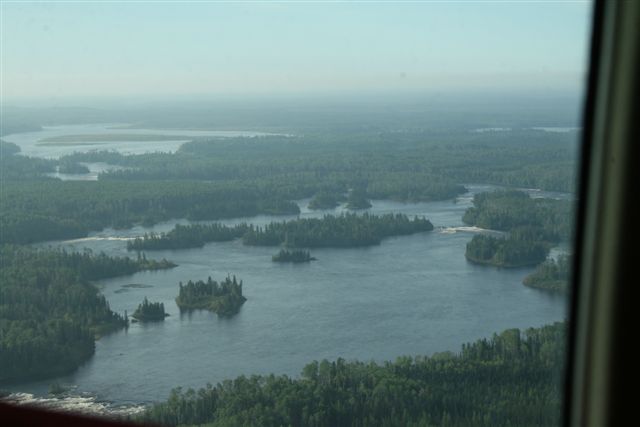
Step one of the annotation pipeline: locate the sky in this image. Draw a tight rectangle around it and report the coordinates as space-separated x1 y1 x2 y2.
1 1 593 102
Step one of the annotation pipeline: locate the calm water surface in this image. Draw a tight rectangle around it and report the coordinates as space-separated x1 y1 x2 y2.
9 185 568 407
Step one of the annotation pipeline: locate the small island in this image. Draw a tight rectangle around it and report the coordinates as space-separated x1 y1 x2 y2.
308 191 341 210
345 188 372 210
176 276 246 317
132 297 169 322
272 249 316 263
57 159 90 174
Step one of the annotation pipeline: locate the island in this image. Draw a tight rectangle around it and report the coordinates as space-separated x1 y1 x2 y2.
272 249 316 263
345 188 372 210
308 191 341 210
175 276 246 317
127 223 250 251
465 233 549 268
131 297 169 322
243 213 434 248
522 254 571 293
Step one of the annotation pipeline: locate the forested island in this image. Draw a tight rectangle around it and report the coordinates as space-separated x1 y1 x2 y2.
0 246 175 382
465 233 550 268
139 322 566 427
345 188 372 210
132 298 168 322
308 191 341 210
272 249 316 263
463 191 573 268
175 276 246 317
523 255 571 293
127 223 249 251
126 213 432 251
243 213 433 248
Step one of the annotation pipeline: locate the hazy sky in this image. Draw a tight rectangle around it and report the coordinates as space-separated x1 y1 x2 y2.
2 1 593 102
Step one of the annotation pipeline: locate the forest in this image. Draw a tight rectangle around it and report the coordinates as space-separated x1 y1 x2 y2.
243 213 434 248
462 190 573 242
0 180 299 245
308 191 342 210
272 249 316 263
1 128 577 247
127 223 250 251
0 246 175 382
175 276 246 317
462 191 573 268
127 214 432 251
132 297 168 322
465 233 550 268
138 322 566 427
523 255 571 293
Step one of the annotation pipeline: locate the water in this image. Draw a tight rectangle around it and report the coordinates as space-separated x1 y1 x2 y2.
5 184 568 409
2 123 289 159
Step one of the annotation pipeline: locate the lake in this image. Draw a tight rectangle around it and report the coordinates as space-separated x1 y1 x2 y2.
5 184 569 412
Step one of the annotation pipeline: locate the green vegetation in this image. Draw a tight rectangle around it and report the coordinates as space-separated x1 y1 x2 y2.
0 246 174 382
345 188 372 210
139 322 565 427
523 255 571 294
462 190 573 242
0 181 299 245
175 276 246 317
0 140 57 180
57 159 90 174
308 191 341 210
243 213 433 248
462 191 573 268
127 214 432 252
132 298 168 322
127 223 250 251
272 249 316 263
465 234 550 268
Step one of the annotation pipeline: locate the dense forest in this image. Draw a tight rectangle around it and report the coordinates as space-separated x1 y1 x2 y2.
465 233 550 268
138 322 566 427
175 276 246 317
345 188 372 210
308 191 342 210
243 213 434 248
1 129 577 246
523 255 571 294
0 246 175 382
62 129 578 194
462 191 573 242
272 249 316 263
127 214 431 252
462 191 573 268
127 223 250 251
0 180 299 245
132 298 168 322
